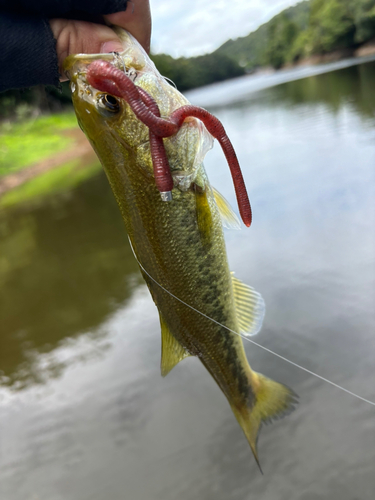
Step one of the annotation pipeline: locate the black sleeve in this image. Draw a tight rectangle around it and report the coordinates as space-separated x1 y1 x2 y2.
0 13 59 92
0 0 128 92
0 1 128 17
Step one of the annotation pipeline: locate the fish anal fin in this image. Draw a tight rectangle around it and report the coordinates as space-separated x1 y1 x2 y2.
159 313 191 377
232 275 265 336
231 373 298 472
212 186 241 230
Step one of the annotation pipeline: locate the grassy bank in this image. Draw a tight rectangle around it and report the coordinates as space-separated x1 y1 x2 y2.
0 112 78 177
0 112 102 210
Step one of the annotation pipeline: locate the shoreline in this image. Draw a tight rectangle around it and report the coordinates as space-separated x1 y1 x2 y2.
185 49 375 107
286 40 375 69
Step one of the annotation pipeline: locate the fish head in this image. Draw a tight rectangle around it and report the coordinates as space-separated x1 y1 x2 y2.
63 28 213 190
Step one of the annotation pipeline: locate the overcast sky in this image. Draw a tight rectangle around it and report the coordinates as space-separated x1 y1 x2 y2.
150 0 301 57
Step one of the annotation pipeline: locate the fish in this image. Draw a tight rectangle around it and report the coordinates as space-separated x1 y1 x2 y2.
63 27 297 470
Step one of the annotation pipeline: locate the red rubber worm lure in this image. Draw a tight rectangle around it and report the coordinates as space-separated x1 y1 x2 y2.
86 60 252 227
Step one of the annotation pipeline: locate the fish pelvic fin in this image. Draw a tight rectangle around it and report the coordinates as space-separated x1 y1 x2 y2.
159 313 191 377
231 372 298 472
212 186 241 230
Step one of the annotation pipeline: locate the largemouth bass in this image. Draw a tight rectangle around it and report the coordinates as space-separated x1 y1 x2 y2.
64 28 297 469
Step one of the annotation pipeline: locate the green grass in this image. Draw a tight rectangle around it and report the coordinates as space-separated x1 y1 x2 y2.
0 159 102 209
0 112 78 177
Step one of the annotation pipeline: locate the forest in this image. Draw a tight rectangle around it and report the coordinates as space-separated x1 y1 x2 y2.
216 0 375 71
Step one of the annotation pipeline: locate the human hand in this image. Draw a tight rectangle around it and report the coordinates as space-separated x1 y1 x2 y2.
105 0 151 54
50 0 151 81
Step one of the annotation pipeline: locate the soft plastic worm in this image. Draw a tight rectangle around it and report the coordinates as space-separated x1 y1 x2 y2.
137 87 174 195
86 60 252 227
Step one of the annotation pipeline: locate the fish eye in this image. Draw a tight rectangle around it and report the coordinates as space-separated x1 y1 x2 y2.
99 93 120 113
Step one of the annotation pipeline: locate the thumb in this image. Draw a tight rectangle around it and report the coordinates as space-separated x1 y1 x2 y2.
50 19 124 79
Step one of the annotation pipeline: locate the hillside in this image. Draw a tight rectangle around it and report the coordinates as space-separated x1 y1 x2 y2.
214 0 375 70
215 1 310 70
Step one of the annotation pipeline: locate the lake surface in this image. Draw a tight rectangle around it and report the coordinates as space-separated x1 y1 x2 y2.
1 59 375 499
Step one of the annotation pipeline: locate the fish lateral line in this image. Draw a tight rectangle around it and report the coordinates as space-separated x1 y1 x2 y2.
86 59 252 227
128 238 375 408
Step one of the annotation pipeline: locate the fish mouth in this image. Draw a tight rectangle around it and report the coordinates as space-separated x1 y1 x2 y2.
63 56 101 115
63 52 135 82
63 27 148 83
63 55 131 119
63 53 112 82
62 28 151 116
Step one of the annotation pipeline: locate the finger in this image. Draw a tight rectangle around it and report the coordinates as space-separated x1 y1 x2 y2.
104 0 151 53
50 19 124 80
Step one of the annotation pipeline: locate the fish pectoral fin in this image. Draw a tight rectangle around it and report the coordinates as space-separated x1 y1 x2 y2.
212 186 241 230
232 275 266 336
159 313 191 377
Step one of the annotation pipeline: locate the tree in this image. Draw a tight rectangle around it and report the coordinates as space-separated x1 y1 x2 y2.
308 0 356 53
265 13 299 68
353 0 375 43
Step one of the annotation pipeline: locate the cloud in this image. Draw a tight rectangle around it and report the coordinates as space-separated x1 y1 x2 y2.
150 0 302 57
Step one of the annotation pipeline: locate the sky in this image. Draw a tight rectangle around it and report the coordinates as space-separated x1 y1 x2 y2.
150 0 302 57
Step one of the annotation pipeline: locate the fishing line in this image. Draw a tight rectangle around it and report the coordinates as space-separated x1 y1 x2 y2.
128 238 375 407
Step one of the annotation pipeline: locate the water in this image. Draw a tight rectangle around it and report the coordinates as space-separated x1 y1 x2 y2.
1 60 375 499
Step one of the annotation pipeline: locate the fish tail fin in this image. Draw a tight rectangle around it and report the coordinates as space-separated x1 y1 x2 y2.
231 372 298 472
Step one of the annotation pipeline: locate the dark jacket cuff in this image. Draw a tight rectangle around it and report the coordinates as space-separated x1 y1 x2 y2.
0 13 59 92
0 1 128 17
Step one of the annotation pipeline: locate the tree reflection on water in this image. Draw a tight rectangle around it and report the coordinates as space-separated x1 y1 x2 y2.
0 171 142 389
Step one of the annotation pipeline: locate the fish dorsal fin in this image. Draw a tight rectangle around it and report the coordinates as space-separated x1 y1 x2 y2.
232 275 266 336
159 313 191 377
212 186 241 230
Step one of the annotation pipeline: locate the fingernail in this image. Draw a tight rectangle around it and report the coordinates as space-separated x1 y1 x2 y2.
100 41 123 53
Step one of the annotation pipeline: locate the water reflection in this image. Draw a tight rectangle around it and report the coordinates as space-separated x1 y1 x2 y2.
0 172 142 388
269 62 375 120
